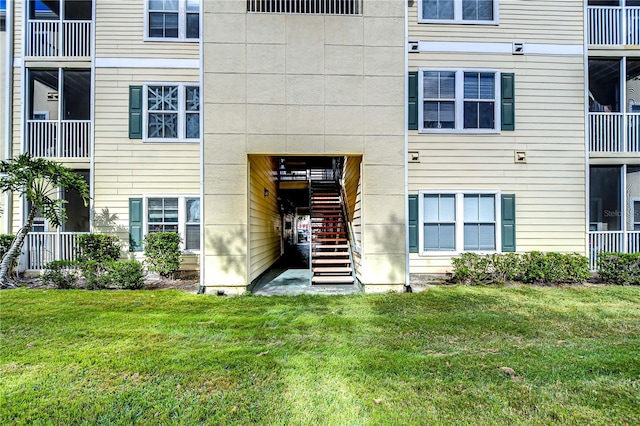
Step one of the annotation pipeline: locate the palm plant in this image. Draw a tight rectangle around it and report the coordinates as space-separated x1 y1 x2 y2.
0 154 89 288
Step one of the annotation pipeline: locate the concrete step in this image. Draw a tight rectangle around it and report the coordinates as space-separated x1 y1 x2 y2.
312 276 355 285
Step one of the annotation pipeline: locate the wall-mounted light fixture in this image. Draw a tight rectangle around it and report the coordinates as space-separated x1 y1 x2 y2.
264 188 269 197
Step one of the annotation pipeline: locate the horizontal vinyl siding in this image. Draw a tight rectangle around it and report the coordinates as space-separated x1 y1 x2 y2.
343 156 363 278
93 68 199 247
408 0 584 44
408 53 586 274
13 1 21 58
95 0 199 59
248 156 281 282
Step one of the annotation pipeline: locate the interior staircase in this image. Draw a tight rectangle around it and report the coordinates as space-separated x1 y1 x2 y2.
310 181 355 285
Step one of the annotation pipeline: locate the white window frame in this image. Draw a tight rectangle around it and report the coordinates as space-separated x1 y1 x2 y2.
144 0 200 42
632 197 640 231
143 83 200 143
418 68 501 134
143 195 200 253
418 190 502 256
418 0 499 25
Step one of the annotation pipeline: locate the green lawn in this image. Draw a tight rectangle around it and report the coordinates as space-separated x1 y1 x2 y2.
1 286 639 425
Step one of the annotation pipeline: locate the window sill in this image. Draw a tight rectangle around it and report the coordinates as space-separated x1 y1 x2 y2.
419 250 500 257
418 129 501 135
417 19 499 25
143 139 200 144
143 37 200 43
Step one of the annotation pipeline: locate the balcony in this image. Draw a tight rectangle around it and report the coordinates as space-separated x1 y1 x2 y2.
26 119 91 158
26 20 92 57
588 5 640 45
589 112 640 153
588 231 640 270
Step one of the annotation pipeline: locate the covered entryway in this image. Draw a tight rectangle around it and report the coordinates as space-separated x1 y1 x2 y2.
248 155 363 294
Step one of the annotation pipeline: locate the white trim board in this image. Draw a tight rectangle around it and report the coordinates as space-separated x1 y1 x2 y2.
412 41 583 56
95 58 200 69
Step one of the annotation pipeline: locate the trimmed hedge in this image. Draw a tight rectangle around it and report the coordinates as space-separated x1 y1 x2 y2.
144 232 182 278
598 252 640 286
452 252 590 285
42 259 144 290
76 234 121 263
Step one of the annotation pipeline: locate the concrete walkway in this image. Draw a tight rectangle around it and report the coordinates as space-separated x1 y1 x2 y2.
251 243 361 296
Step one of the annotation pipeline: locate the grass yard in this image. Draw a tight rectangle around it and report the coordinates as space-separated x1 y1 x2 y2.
1 286 639 425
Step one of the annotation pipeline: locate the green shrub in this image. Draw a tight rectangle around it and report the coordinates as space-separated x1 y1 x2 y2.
41 260 80 289
452 252 589 285
0 234 14 257
598 252 640 286
80 260 108 290
102 260 145 290
144 232 182 278
521 252 590 284
77 234 121 263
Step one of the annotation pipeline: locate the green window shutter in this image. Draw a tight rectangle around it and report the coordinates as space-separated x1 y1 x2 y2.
129 86 143 139
408 194 419 253
501 194 516 252
501 73 515 131
129 198 143 252
408 71 418 130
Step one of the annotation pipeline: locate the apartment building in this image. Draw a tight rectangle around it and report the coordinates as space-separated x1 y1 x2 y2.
2 1 639 293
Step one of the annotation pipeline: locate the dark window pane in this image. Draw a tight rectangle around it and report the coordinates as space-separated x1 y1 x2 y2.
186 224 200 250
590 166 622 231
186 13 199 38
464 101 478 128
149 12 178 38
478 102 494 128
423 0 453 19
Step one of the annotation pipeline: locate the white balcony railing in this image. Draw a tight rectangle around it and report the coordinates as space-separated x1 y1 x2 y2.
628 7 640 45
23 232 88 270
247 0 362 15
588 6 640 45
589 113 640 153
588 7 622 45
628 114 640 152
26 120 91 158
589 113 623 152
588 231 640 271
26 20 92 57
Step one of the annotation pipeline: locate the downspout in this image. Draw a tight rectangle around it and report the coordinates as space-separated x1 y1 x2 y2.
5 0 14 234
404 0 410 290
197 1 205 294
583 0 591 267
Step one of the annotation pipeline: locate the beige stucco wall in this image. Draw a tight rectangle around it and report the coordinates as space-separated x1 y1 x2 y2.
203 2 407 293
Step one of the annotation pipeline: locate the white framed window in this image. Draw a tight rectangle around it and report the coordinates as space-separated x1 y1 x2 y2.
145 0 200 41
145 196 200 252
419 191 501 255
143 83 200 142
419 68 501 133
418 0 499 24
632 198 640 231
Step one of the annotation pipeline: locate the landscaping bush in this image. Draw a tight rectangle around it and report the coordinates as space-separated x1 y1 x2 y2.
41 260 80 289
102 260 144 290
598 252 640 286
144 232 181 278
76 233 121 263
80 260 108 290
0 234 14 257
452 252 589 285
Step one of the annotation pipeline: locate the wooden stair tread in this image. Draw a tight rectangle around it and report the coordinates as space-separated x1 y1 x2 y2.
312 244 349 249
312 259 351 264
312 252 350 257
312 267 353 273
